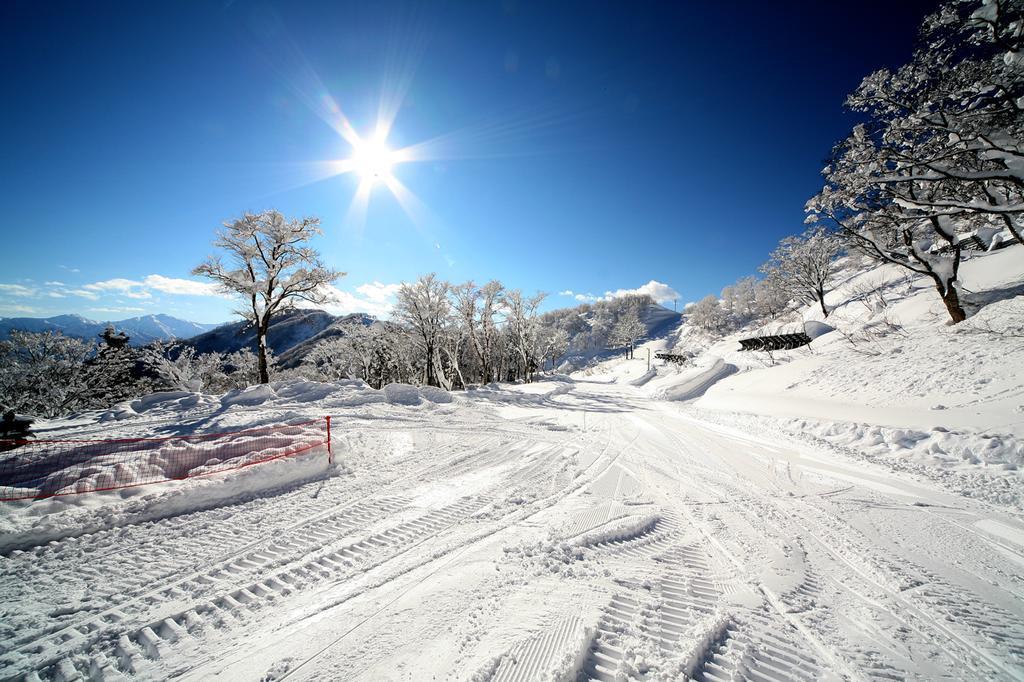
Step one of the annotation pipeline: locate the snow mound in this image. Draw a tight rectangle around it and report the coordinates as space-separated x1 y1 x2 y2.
802 320 834 339
572 513 660 547
383 383 423 405
222 383 277 407
420 386 454 404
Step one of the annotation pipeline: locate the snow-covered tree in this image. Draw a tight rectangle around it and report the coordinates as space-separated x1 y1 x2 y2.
721 276 758 322
193 209 343 383
610 311 646 358
807 0 1023 323
394 273 451 387
303 336 356 382
141 342 205 392
141 343 261 393
688 295 730 333
504 289 546 382
0 331 96 417
451 279 505 384
762 227 842 318
537 327 570 371
89 325 147 406
753 269 792 320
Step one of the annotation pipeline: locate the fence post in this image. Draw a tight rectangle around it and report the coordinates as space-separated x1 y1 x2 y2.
326 415 333 465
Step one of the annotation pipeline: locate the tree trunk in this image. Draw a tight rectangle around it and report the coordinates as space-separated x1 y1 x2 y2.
1002 216 1024 246
936 279 967 324
817 288 829 318
257 322 270 384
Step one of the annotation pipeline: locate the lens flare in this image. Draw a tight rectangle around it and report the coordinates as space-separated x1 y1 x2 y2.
350 136 397 182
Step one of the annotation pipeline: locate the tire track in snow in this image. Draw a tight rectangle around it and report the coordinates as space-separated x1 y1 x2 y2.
491 617 589 682
264 415 638 681
0 432 559 680
676 421 1021 680
18 432 596 681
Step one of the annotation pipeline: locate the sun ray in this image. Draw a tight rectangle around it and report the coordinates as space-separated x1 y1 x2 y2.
382 174 433 229
343 178 374 235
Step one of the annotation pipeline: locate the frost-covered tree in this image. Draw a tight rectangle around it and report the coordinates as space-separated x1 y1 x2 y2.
88 325 147 406
504 289 546 382
193 209 343 384
303 336 357 382
141 343 260 393
451 280 505 384
217 349 261 391
587 307 615 350
753 269 792 320
394 273 451 387
610 311 646 358
537 327 570 371
0 331 96 417
141 342 207 392
721 276 758 323
807 0 1023 323
762 227 842 318
688 295 730 334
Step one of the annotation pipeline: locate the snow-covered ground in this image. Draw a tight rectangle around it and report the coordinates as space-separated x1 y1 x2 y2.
2 248 1023 681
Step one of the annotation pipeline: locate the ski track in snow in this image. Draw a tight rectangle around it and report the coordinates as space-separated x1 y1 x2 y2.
2 376 1023 681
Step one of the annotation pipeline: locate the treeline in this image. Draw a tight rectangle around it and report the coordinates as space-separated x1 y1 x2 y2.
688 226 841 334
287 278 655 389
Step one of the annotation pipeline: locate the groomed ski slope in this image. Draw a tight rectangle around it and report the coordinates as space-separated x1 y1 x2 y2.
2 249 1024 681
1 372 1022 681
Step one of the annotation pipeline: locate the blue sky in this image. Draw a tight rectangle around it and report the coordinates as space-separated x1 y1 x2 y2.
0 0 938 324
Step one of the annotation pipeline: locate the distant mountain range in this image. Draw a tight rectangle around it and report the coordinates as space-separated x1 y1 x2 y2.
0 310 376 364
0 313 221 345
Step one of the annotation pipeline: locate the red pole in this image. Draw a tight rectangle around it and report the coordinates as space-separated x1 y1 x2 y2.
326 415 332 464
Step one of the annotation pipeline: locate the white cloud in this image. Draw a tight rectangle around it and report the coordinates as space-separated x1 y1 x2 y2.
355 281 401 304
80 275 223 300
44 281 65 286
83 278 138 293
142 274 222 297
88 306 145 316
559 280 681 306
58 265 81 273
66 288 100 300
318 282 401 319
603 280 680 305
0 303 36 314
0 284 35 297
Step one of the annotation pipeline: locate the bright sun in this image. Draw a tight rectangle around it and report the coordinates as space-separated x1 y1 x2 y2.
350 136 396 182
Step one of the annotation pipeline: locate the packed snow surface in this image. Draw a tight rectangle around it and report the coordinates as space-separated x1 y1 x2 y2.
1 249 1023 681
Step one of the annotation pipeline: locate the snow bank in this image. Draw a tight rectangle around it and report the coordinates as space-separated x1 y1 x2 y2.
0 445 336 553
383 383 423 405
381 383 455 405
648 358 738 402
223 383 278 407
1 420 327 503
801 420 1023 469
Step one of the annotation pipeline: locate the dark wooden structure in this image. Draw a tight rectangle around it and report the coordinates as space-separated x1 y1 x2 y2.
737 332 813 352
0 409 33 439
654 352 688 365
